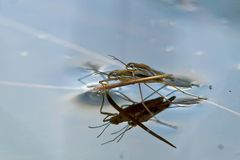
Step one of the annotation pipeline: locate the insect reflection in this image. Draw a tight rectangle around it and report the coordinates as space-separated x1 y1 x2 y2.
89 91 177 148
79 66 174 125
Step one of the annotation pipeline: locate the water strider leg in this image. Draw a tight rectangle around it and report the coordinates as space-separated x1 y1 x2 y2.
88 92 117 138
96 123 111 138
99 93 116 116
88 122 111 138
116 126 133 142
166 90 177 97
111 125 129 135
143 83 183 109
162 80 206 99
143 84 167 101
88 122 110 129
144 83 173 103
111 90 138 104
138 83 156 117
78 72 96 82
101 125 132 145
138 83 178 128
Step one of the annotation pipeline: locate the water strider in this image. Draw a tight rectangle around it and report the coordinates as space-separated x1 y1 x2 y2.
105 55 203 100
109 55 199 88
78 65 175 124
79 58 206 127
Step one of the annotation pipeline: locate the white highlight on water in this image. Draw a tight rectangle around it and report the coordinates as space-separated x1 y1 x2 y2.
236 64 240 70
194 51 205 56
0 16 239 118
20 51 29 57
0 15 116 65
205 100 240 117
0 81 82 91
1 81 240 118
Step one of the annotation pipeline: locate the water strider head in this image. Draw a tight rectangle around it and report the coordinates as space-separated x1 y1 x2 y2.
126 62 153 73
126 62 165 76
108 69 133 79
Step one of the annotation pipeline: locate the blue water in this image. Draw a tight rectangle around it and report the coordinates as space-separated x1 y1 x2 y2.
0 0 240 160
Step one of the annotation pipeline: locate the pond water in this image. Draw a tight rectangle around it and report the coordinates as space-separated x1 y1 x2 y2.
0 0 240 160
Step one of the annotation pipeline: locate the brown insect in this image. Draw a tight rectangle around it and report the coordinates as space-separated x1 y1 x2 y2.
89 91 177 148
81 56 202 101
108 55 200 96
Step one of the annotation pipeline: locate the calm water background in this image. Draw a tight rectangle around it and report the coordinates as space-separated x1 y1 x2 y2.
0 0 240 159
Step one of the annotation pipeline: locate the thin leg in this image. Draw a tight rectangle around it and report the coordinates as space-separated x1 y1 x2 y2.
99 93 116 116
98 93 117 124
116 126 133 142
139 83 174 128
89 93 114 138
88 122 111 138
78 72 97 86
138 83 154 116
108 55 127 66
144 83 169 102
101 125 132 145
162 80 204 99
103 114 115 122
166 90 177 97
144 84 167 101
138 83 168 129
111 125 129 135
88 122 110 129
95 71 109 79
111 90 137 104
78 72 95 82
78 70 109 86
97 123 111 138
144 83 181 108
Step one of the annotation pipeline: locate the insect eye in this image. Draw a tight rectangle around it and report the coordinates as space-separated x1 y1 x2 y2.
109 72 117 78
127 63 135 69
112 72 117 76
129 63 135 68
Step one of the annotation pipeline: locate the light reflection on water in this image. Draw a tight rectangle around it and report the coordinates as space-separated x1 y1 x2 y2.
0 0 240 160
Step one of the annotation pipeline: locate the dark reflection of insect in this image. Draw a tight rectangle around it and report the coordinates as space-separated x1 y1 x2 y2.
89 91 176 148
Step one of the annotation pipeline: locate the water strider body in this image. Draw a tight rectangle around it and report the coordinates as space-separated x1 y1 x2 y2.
108 55 199 88
126 62 165 76
126 62 199 88
108 69 151 81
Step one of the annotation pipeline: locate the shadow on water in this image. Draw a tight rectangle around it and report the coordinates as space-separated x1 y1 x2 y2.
72 90 124 108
